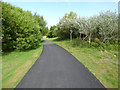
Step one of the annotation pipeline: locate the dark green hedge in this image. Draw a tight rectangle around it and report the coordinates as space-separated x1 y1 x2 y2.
2 2 46 51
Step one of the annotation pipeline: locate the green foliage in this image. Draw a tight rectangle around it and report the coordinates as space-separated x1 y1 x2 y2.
71 38 118 51
56 10 118 50
55 11 79 39
72 39 82 46
2 2 46 51
47 25 57 38
57 10 118 40
91 42 99 47
33 13 48 36
47 31 53 38
71 39 89 47
40 27 48 36
33 13 46 27
50 25 56 31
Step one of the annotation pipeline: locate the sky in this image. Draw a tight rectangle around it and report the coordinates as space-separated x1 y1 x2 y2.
3 0 118 28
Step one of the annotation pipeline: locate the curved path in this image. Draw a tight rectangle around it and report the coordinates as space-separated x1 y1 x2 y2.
16 39 105 88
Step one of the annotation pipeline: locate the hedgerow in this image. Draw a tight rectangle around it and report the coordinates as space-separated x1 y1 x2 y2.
2 2 46 51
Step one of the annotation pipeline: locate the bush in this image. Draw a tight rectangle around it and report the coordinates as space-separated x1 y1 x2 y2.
2 2 45 51
47 31 54 38
47 25 57 38
70 38 118 51
91 42 99 47
72 39 89 47
72 39 81 46
94 38 100 42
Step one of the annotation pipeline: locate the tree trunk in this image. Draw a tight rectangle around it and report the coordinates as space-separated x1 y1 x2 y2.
89 33 91 48
79 32 82 47
83 35 87 40
70 30 73 41
79 32 81 39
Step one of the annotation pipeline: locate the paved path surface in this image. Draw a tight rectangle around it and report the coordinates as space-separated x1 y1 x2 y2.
16 39 105 88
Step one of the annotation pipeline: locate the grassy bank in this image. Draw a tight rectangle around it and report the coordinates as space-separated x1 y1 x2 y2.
44 36 118 88
2 43 43 88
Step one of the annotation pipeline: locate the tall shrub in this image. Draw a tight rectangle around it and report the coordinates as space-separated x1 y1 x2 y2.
2 2 45 51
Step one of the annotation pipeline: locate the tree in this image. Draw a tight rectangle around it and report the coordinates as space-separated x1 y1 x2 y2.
97 11 118 42
40 27 48 36
33 13 46 27
56 10 118 48
47 25 57 38
2 2 46 51
57 11 78 39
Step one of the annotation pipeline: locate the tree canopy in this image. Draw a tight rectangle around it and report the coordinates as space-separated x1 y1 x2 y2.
56 11 118 43
2 2 47 51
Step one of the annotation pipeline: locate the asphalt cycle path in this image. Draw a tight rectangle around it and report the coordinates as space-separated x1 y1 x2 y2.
16 39 105 88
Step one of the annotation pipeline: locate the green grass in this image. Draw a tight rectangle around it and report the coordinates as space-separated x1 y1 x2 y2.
0 54 2 90
44 36 118 88
2 43 43 88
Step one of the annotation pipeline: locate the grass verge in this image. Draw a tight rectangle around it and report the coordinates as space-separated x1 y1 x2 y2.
44 36 118 88
2 43 43 88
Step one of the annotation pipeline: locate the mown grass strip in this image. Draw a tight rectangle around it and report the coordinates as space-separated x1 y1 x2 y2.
2 43 43 88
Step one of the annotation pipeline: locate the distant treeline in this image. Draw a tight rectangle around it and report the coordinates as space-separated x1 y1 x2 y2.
49 11 118 49
2 2 48 51
56 11 118 41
